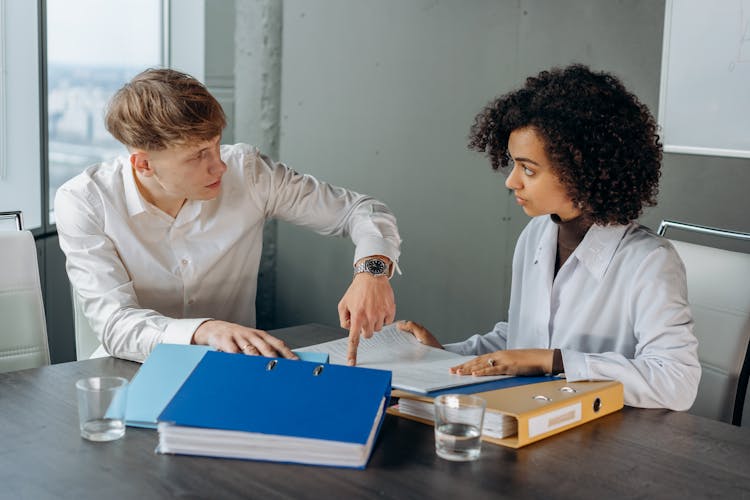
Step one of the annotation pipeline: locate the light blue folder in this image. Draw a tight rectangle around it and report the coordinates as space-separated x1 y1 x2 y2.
293 351 330 364
125 344 214 428
125 344 329 428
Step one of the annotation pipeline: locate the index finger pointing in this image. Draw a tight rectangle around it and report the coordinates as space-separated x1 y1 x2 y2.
347 324 361 366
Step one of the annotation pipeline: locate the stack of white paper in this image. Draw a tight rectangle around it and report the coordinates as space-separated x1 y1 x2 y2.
396 398 518 439
296 323 510 394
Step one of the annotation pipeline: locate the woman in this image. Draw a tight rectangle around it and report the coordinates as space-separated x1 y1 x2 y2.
400 64 700 411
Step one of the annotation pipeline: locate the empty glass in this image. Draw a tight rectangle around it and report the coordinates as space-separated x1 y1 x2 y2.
76 376 128 442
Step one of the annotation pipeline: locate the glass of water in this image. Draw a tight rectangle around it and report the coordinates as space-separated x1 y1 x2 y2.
433 394 486 461
76 376 128 442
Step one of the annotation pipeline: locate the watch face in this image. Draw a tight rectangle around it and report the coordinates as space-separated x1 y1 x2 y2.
366 259 387 275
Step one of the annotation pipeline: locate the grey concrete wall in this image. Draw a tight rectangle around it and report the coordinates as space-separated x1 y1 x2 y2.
641 152 750 252
275 0 522 342
206 0 237 143
273 0 749 344
234 0 283 329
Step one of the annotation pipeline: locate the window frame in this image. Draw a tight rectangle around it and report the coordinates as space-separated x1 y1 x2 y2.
0 1 44 234
39 0 49 236
0 0 7 182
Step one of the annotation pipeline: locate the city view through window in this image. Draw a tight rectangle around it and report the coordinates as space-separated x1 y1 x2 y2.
47 0 162 224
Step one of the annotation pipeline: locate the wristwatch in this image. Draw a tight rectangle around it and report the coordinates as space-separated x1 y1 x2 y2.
354 257 390 277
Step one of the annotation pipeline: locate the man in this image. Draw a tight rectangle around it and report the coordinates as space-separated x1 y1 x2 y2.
55 68 400 365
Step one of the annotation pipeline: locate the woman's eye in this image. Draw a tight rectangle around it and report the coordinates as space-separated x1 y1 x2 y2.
523 166 534 176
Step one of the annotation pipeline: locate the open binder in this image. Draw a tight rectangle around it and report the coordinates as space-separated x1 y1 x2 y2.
157 351 391 469
388 379 623 448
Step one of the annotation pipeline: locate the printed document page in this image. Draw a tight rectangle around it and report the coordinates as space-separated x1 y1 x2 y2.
296 324 509 393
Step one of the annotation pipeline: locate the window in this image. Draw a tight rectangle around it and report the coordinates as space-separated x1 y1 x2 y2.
0 0 42 230
46 0 164 224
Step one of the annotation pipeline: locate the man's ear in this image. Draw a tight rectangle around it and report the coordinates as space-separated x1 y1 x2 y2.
130 151 154 177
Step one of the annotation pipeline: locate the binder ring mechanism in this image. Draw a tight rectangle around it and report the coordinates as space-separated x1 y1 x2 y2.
532 386 579 402
265 359 325 376
547 386 602 413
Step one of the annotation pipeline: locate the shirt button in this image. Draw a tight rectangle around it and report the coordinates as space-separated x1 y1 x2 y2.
181 259 188 266
187 299 195 305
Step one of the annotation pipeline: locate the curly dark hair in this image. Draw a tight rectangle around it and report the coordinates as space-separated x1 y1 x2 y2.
468 64 661 225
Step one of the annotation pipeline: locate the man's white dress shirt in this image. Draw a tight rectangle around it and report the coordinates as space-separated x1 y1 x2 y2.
445 216 700 411
55 143 401 362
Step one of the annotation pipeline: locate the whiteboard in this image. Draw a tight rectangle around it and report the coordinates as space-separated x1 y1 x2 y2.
658 0 750 158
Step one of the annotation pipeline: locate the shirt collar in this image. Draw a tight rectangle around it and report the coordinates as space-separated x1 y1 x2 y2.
574 223 631 281
123 160 148 217
175 199 202 226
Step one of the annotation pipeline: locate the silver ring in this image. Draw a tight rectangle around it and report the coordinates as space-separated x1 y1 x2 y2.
487 359 496 367
240 343 251 351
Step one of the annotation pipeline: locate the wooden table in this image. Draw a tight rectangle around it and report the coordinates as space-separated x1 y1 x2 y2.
2 324 749 499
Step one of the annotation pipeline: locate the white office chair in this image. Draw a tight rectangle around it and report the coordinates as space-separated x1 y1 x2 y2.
0 211 51 373
658 220 750 425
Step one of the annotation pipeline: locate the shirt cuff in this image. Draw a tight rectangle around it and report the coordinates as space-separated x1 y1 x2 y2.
560 349 590 381
162 317 213 345
443 341 471 356
353 236 401 275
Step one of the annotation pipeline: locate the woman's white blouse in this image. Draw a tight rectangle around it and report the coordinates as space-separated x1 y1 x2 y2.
445 216 701 411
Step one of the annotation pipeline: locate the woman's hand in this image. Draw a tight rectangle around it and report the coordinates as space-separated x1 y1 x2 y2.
450 349 554 376
397 320 444 349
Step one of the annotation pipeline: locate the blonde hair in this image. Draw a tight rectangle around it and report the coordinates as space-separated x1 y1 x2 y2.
105 68 226 151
